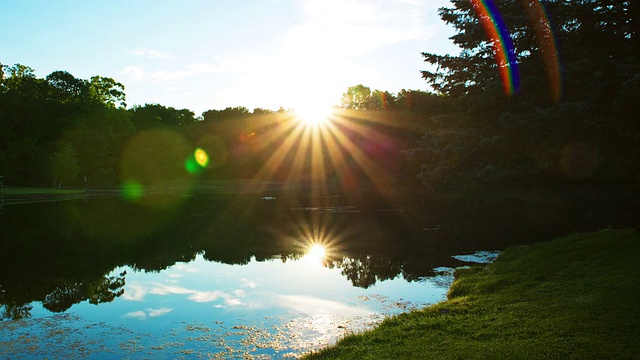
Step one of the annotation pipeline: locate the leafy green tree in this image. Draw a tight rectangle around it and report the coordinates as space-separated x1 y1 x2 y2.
3 63 37 87
341 84 372 110
1 64 136 186
368 90 397 110
0 64 50 184
251 107 276 116
46 70 88 104
202 106 251 123
64 107 134 188
50 143 80 188
130 104 196 129
88 76 126 108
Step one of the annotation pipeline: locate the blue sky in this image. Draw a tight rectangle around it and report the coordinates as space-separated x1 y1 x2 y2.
1 0 459 115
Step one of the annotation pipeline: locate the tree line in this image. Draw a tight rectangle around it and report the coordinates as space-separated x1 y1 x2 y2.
0 64 270 187
0 63 436 190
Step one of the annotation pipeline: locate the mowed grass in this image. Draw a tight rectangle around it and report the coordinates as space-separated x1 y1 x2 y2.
305 229 640 359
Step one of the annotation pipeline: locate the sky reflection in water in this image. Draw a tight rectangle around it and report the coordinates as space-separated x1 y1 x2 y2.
11 252 452 358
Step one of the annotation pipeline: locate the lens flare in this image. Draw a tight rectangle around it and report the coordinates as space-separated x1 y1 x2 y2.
195 148 209 167
523 0 561 102
121 181 143 202
470 0 520 95
185 148 209 174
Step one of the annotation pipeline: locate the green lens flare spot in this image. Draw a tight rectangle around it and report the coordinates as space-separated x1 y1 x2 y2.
121 181 143 202
185 158 199 174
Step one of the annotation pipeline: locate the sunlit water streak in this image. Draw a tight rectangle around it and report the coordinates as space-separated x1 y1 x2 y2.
0 252 497 358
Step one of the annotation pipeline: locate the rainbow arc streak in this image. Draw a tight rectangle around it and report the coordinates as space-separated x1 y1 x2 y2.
471 0 520 95
524 0 561 102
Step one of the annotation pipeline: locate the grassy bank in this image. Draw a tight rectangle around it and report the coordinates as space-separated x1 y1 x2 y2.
305 229 640 359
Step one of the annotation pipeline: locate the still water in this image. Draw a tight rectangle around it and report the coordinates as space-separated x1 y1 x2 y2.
3 254 458 359
0 187 636 358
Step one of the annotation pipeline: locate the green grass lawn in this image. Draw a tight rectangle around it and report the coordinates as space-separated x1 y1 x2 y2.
305 229 640 359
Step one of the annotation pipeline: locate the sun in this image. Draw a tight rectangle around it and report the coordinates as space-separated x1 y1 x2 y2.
294 103 335 128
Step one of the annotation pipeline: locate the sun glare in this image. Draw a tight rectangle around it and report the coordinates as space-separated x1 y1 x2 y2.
303 243 327 264
308 244 326 258
294 104 334 128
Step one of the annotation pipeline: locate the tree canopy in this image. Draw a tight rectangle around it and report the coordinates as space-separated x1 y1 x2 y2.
410 0 640 189
0 64 134 186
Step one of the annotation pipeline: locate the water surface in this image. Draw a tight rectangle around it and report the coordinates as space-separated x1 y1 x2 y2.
1 187 637 358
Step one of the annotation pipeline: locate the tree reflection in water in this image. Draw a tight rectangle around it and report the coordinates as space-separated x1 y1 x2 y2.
42 272 126 313
1 186 638 320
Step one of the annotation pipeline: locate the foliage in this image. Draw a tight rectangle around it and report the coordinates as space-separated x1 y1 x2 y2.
341 84 374 110
49 143 80 188
0 63 134 187
305 229 640 359
130 103 196 129
88 75 126 108
410 0 640 189
0 63 298 187
339 85 450 113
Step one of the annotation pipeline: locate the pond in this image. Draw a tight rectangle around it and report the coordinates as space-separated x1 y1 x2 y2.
0 186 637 358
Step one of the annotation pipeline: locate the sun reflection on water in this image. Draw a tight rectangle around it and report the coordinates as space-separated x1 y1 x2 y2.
303 243 327 264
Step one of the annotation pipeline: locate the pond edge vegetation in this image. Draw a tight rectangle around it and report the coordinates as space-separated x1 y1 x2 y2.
304 228 640 359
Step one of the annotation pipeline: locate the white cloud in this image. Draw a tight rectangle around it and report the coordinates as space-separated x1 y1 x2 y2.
150 283 194 296
122 284 146 301
148 308 173 318
149 283 242 307
188 290 243 307
226 298 242 306
124 310 147 320
188 290 225 303
123 308 173 320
